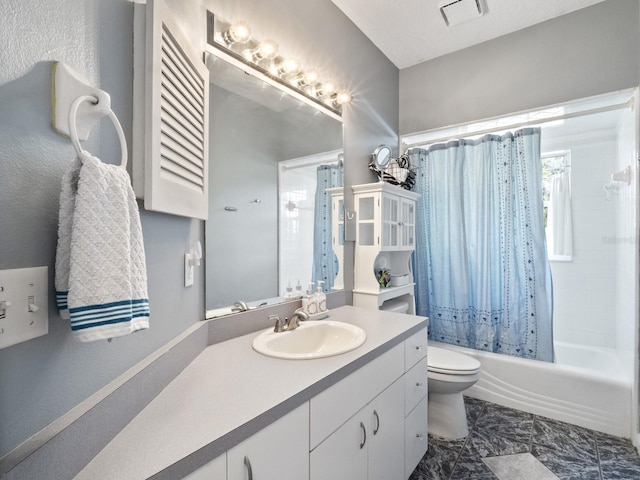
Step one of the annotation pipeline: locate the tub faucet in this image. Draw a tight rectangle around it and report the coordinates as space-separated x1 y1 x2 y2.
232 300 248 312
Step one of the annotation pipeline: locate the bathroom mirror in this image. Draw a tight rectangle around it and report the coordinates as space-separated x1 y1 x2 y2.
204 49 344 317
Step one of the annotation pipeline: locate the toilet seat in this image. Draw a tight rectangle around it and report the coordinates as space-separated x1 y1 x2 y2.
428 346 481 375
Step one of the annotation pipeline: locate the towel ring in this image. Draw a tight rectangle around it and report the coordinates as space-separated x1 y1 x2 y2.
68 94 128 168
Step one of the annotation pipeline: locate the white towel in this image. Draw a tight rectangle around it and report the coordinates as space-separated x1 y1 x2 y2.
55 152 150 342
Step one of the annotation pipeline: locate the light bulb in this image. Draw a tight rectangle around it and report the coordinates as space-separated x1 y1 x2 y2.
316 80 336 98
222 21 251 45
276 57 301 76
254 39 278 60
297 70 318 87
333 91 352 106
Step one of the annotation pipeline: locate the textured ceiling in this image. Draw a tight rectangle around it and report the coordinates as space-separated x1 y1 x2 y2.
331 0 608 69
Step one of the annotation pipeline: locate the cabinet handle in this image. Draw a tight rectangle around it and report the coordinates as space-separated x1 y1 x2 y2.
244 456 253 480
373 410 380 435
359 422 367 449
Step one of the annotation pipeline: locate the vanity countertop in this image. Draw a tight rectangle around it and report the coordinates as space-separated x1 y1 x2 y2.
74 305 428 480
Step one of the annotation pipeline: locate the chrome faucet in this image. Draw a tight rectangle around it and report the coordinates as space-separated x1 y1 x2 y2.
232 300 249 312
271 308 310 332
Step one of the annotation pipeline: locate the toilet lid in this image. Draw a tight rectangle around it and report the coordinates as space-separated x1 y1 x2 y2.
428 346 481 375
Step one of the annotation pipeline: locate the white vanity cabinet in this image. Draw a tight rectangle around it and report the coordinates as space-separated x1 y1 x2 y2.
309 327 428 480
227 403 309 480
352 182 420 313
310 378 404 480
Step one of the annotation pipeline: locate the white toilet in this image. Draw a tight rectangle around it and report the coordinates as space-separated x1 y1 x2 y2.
427 345 481 439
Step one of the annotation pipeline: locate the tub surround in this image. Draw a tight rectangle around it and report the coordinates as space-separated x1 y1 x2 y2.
72 306 427 479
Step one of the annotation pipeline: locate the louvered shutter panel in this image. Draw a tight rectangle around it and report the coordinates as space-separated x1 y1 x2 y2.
133 0 209 220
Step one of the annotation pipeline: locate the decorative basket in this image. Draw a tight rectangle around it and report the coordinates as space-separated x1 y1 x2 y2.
369 153 416 190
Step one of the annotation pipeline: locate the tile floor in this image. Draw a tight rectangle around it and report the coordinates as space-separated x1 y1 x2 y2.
410 397 640 480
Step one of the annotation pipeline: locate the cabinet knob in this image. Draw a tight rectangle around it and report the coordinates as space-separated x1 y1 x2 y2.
416 382 424 388
416 433 425 441
415 345 424 352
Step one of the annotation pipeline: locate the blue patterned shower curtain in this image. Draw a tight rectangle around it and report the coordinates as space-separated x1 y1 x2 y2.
411 128 554 362
312 163 343 291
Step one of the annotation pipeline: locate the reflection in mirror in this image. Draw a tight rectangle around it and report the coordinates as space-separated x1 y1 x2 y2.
205 50 344 317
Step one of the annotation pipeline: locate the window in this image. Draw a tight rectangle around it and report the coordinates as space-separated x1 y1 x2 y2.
541 150 572 261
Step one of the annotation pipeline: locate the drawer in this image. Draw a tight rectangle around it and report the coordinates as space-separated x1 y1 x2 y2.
404 396 428 478
404 357 427 416
310 343 404 449
405 327 427 370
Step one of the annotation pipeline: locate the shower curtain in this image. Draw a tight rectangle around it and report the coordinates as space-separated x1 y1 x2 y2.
411 128 554 362
312 163 343 291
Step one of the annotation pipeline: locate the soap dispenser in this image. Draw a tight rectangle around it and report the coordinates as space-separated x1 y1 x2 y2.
302 284 318 316
315 281 327 312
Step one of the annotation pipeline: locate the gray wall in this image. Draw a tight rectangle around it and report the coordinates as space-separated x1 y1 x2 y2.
0 0 398 459
400 0 640 135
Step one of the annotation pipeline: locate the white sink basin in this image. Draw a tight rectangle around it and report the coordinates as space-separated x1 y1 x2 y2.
252 320 366 360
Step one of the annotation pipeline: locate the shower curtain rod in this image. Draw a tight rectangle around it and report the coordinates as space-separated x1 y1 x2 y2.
404 98 634 149
280 157 342 172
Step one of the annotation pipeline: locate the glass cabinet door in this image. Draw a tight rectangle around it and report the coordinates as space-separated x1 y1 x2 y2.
381 194 399 248
400 198 415 249
358 196 376 246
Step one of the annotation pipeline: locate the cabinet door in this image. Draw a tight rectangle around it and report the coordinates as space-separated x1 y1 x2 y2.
400 198 416 249
228 403 309 480
381 194 399 249
357 195 377 246
334 195 345 247
368 378 405 480
310 411 368 480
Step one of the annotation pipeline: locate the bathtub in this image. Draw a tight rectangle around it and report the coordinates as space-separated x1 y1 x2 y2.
430 340 633 438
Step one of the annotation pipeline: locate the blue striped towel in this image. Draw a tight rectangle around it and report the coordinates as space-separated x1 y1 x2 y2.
55 153 149 341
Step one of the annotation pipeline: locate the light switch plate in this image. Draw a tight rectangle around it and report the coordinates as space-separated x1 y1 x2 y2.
0 267 49 349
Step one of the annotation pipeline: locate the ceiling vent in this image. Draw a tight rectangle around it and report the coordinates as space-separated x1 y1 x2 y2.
439 0 485 26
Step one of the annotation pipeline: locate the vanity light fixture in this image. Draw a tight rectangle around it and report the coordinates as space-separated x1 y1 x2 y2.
207 11 352 115
222 21 252 45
